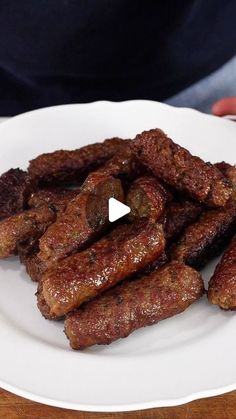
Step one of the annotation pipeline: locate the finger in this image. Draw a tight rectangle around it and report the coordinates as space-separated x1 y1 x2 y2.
212 97 236 116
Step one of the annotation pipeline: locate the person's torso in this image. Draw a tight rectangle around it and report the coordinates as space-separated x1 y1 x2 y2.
0 0 236 114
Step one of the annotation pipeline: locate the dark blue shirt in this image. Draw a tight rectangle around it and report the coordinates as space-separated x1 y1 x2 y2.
0 0 236 115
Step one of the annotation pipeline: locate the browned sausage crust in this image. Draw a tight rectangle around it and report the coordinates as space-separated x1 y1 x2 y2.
133 129 232 207
208 235 236 309
171 199 236 268
163 199 202 243
95 142 142 180
28 138 128 185
140 251 168 275
28 188 79 211
64 261 204 349
0 169 33 220
18 239 46 282
38 173 124 268
126 176 169 222
24 252 45 282
37 221 165 319
0 206 56 258
215 162 236 188
18 188 80 280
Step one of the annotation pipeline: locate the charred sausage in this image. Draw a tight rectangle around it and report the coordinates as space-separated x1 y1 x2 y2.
38 173 124 267
163 199 202 243
28 138 128 185
18 239 46 282
133 129 232 207
28 187 79 211
64 261 204 349
0 206 56 258
0 169 33 220
126 176 169 222
208 235 236 309
37 221 165 319
171 199 236 268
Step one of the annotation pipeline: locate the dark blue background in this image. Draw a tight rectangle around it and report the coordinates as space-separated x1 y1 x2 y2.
0 0 236 115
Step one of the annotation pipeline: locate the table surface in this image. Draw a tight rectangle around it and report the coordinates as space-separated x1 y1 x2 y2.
0 388 236 418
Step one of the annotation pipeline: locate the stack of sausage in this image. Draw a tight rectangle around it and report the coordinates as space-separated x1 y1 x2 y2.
0 129 236 350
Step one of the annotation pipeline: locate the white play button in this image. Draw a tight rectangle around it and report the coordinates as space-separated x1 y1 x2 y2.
108 198 130 222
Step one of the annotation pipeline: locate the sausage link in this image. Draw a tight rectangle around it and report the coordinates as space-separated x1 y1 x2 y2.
28 188 79 213
163 199 202 243
28 138 128 185
214 162 236 189
0 168 33 220
65 261 204 349
18 238 46 282
38 173 124 267
95 142 142 180
126 176 169 223
133 129 232 207
171 162 236 268
0 206 56 258
208 235 236 309
171 199 236 268
37 221 165 319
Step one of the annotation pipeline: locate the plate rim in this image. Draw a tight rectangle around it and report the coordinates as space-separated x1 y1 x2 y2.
1 379 236 412
0 99 235 129
0 100 236 411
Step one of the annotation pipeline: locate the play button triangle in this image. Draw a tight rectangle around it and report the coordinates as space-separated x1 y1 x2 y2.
108 198 130 222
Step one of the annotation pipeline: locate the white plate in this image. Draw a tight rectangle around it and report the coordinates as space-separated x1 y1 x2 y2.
0 101 236 412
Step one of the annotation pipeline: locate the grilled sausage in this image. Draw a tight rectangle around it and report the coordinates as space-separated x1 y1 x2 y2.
0 206 56 258
171 163 236 268
95 142 142 180
64 261 204 349
215 162 236 189
126 176 169 222
28 137 128 185
17 188 80 280
140 251 168 275
208 235 236 309
171 199 236 268
163 199 202 243
133 129 232 207
38 173 124 268
0 168 33 220
18 239 46 282
37 221 165 319
28 188 79 212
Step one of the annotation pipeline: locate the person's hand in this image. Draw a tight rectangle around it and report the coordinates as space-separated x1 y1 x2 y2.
212 97 236 116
